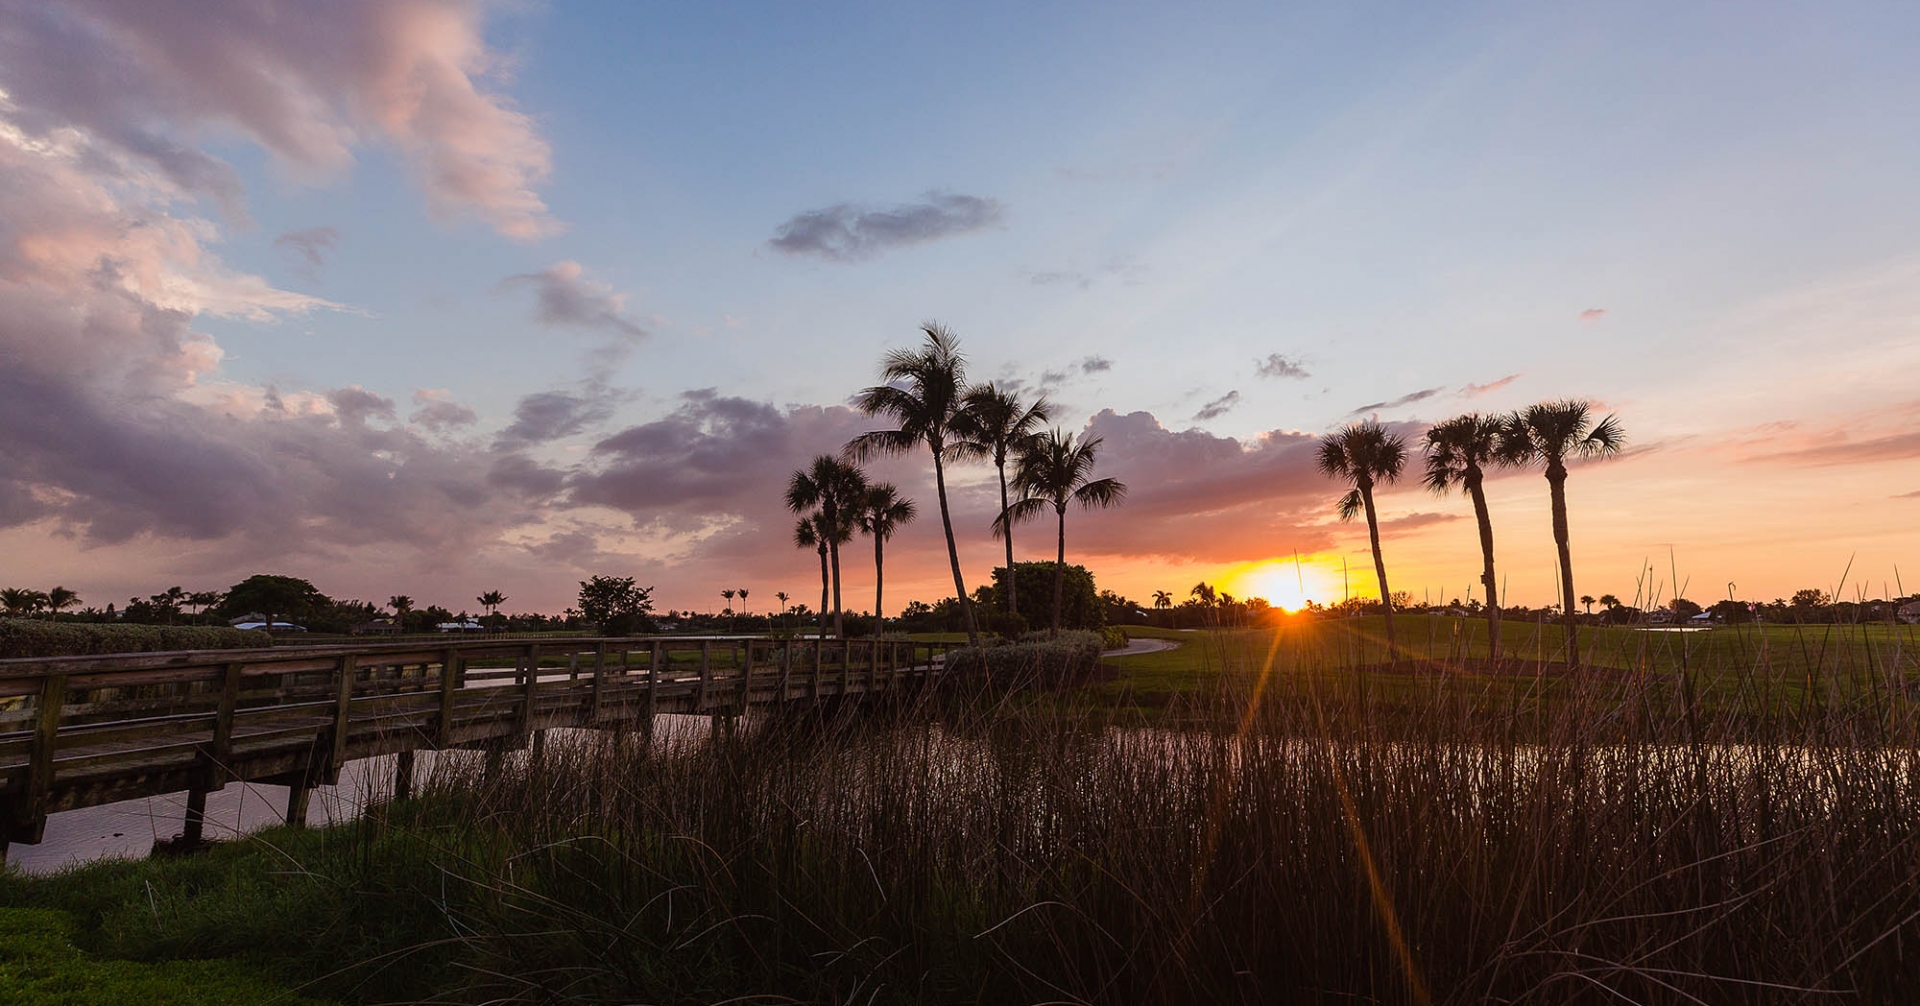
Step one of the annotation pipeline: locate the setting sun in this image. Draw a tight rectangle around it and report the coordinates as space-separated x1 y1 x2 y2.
1224 557 1337 612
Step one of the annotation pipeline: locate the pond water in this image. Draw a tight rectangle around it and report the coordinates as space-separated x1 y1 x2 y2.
5 715 717 875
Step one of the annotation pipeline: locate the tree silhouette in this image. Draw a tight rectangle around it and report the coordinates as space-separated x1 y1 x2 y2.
1600 593 1621 611
1580 594 1596 614
785 455 868 639
994 430 1127 636
1153 590 1172 610
737 588 749 620
477 590 507 631
794 515 832 637
2 588 36 617
847 323 986 646
722 588 736 619
1424 413 1511 661
857 483 918 638
1501 401 1624 663
774 591 790 629
957 382 1051 620
388 595 414 633
46 586 79 621
1318 420 1408 651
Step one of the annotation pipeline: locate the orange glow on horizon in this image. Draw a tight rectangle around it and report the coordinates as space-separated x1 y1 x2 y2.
1223 556 1338 611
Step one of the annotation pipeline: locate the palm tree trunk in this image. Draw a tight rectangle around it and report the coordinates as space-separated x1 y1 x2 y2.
829 537 844 639
1548 467 1578 664
998 455 1018 618
1052 504 1067 638
816 545 830 639
932 448 981 647
873 534 885 639
1467 471 1502 662
1359 482 1396 652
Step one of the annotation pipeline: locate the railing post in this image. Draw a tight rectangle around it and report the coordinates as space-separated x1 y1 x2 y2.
811 637 822 701
329 654 356 773
437 647 459 747
646 641 662 740
16 673 68 844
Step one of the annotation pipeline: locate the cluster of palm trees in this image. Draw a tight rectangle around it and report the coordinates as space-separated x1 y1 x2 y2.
1 586 79 619
1319 400 1624 663
786 323 1128 644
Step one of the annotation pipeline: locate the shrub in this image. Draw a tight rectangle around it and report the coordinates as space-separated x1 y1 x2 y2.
0 619 270 659
1100 625 1127 649
944 629 1106 688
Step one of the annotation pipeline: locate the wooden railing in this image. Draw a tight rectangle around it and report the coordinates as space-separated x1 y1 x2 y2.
0 636 959 849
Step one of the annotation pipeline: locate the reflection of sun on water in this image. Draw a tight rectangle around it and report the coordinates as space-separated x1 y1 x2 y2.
1225 558 1332 612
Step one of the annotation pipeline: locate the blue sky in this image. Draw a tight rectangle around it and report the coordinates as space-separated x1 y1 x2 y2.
4 1 1919 614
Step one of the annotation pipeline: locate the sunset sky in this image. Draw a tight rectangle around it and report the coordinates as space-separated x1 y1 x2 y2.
3 1 1918 618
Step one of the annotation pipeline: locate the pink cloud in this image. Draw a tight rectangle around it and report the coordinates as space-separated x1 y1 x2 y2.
1579 308 1607 322
1 1 558 238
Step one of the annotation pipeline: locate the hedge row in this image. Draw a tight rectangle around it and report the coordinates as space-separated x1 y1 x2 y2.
0 619 271 659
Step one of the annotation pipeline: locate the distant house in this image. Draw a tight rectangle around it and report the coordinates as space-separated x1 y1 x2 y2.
350 619 400 636
1688 611 1714 625
1646 609 1676 625
437 618 486 633
1899 601 1920 625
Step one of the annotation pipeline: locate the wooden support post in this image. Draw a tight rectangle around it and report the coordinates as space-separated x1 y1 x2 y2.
645 641 662 742
517 643 539 737
182 786 209 845
19 673 67 841
591 642 608 724
208 661 242 787
329 655 356 773
394 749 415 801
437 647 459 747
811 637 823 701
483 746 505 783
781 638 795 701
532 728 547 762
869 638 879 693
739 640 754 715
698 640 712 711
285 777 311 828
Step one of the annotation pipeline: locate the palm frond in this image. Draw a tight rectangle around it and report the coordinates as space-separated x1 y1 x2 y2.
1336 488 1364 522
1073 477 1128 510
1580 412 1626 459
844 428 920 461
991 496 1052 540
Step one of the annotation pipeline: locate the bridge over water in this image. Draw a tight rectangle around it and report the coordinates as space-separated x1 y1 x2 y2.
0 635 958 855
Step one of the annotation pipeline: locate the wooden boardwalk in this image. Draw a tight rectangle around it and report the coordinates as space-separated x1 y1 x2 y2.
0 635 956 851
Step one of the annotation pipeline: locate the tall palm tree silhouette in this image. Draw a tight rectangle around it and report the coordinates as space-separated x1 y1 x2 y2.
737 588 749 620
774 591 790 629
857 483 918 638
794 515 832 637
1501 400 1624 664
1153 590 1172 610
994 430 1127 637
477 590 507 631
786 455 868 639
1317 420 1408 651
1424 413 1511 661
957 382 1050 621
847 323 985 646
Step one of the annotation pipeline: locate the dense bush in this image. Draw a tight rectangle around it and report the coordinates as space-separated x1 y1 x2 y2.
0 619 270 659
943 629 1106 687
1100 625 1127 649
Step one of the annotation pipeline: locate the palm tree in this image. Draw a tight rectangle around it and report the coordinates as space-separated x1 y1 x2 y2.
786 455 868 638
1153 590 1172 610
1317 420 1408 651
794 516 832 637
1501 400 1625 663
774 591 790 629
477 590 507 631
1424 413 1510 661
388 595 414 633
46 586 79 621
188 590 221 618
1580 594 1596 615
856 483 918 638
737 588 749 620
847 323 986 647
152 585 188 624
1600 593 1621 610
994 430 1128 636
722 588 736 615
957 382 1051 620
2 588 34 618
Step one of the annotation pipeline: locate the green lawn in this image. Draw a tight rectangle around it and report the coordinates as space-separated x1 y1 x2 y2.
0 908 336 1006
1094 615 1920 714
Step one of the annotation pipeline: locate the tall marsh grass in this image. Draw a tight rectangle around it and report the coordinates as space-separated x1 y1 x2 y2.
14 622 1920 1004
